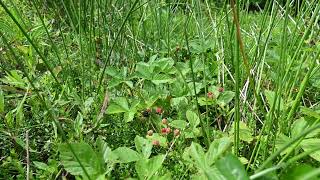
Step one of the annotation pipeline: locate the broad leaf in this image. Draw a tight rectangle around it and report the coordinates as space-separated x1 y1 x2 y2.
217 91 234 107
135 136 152 159
59 143 103 178
169 120 188 129
136 155 165 179
151 74 173 85
183 142 206 170
186 110 200 129
301 138 320 162
107 97 129 114
96 137 112 163
216 154 249 180
112 147 141 163
206 137 232 166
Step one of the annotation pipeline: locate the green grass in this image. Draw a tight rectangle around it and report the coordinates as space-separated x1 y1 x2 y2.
0 0 320 179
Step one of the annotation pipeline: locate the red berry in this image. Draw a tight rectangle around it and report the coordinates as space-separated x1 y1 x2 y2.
147 130 153 136
207 91 214 99
174 129 180 137
161 128 167 135
156 107 163 114
152 140 160 146
162 118 168 125
218 87 224 92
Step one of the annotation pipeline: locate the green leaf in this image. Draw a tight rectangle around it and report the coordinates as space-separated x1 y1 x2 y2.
275 133 296 156
136 62 154 79
216 154 249 180
170 97 188 108
96 137 112 163
151 74 173 85
124 110 136 122
186 110 200 129
169 120 188 129
281 164 316 180
153 57 175 73
230 121 253 143
301 138 320 162
108 78 123 88
136 155 165 179
105 66 122 79
33 161 49 171
217 91 235 107
59 143 103 178
112 147 141 163
74 112 83 136
107 97 129 114
187 82 203 96
206 137 232 166
300 107 320 119
135 136 153 159
183 142 206 170
265 90 284 111
198 97 215 106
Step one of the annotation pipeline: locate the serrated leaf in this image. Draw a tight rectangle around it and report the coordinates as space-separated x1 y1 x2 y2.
107 97 129 114
136 62 154 79
231 121 253 143
216 154 249 180
96 137 112 163
124 110 136 122
186 110 200 129
183 142 206 170
151 74 173 85
112 147 141 163
136 155 165 179
301 138 320 162
105 66 122 79
217 91 234 107
265 90 284 111
59 143 103 178
33 161 49 171
198 97 215 106
206 137 232 166
300 107 320 119
169 120 188 129
187 82 203 96
135 136 152 159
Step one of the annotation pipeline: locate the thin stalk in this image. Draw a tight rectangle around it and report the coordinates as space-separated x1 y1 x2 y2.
230 0 240 156
97 0 140 93
0 0 62 88
256 121 320 172
184 11 210 147
1 35 92 180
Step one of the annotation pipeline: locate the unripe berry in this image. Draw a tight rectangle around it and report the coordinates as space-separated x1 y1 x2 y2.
174 129 180 137
147 130 153 136
162 118 168 125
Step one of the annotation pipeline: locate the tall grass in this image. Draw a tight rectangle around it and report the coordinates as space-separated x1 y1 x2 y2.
0 0 319 178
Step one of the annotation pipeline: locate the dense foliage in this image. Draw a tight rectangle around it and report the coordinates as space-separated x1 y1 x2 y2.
0 0 319 179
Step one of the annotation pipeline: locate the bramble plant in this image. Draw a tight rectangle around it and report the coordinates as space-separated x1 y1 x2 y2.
0 0 320 179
